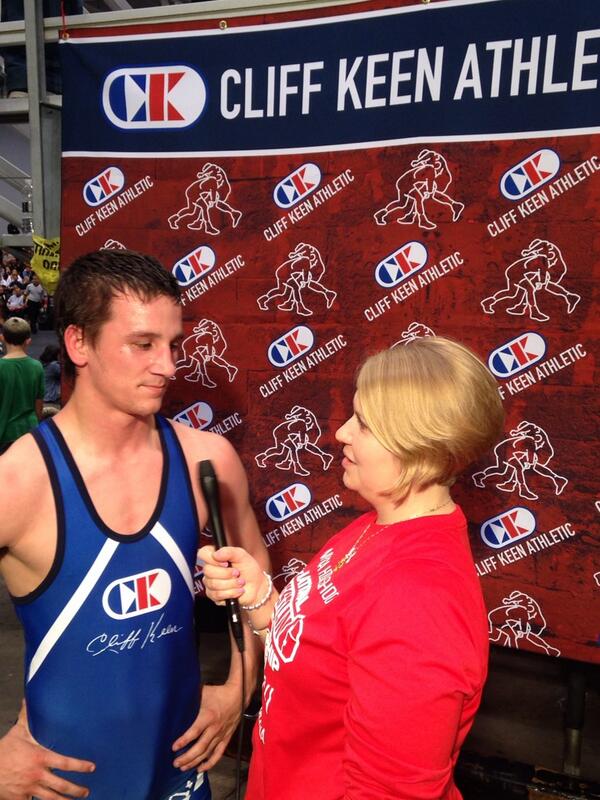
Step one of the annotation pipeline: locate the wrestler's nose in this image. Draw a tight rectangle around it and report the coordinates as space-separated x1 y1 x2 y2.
153 343 178 379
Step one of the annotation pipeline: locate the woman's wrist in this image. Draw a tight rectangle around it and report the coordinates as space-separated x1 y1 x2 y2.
245 589 279 635
241 571 273 611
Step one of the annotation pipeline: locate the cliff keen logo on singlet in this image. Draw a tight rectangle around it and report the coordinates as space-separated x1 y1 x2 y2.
102 569 172 620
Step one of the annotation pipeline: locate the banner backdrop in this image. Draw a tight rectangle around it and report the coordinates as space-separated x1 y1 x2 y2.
60 0 600 663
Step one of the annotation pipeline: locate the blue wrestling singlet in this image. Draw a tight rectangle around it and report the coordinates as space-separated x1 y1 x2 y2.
13 416 211 799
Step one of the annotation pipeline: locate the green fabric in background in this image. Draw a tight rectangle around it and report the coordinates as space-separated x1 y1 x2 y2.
0 356 44 445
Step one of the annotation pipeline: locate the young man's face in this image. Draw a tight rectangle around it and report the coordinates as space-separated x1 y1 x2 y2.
80 291 183 418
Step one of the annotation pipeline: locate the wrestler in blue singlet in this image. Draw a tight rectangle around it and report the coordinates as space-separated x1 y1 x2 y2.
13 415 211 800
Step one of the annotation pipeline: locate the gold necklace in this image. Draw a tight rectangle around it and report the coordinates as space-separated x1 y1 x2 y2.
332 498 454 573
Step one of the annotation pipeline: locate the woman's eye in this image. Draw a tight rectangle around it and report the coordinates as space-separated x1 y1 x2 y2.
356 415 367 431
136 342 152 350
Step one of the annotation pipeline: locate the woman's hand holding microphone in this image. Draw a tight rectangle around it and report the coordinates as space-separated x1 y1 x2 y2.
198 546 278 635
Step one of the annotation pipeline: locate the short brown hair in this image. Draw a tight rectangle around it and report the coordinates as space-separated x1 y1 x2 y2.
356 336 504 499
2 316 31 345
54 250 181 380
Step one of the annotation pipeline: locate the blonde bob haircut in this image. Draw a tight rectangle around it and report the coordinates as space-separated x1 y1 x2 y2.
356 336 504 501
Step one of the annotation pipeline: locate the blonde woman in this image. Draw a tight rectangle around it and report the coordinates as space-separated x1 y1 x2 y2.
200 337 504 800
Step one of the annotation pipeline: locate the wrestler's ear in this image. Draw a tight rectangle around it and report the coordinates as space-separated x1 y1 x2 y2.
64 324 89 370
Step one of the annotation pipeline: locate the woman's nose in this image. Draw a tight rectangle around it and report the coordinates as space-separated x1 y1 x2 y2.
335 418 352 444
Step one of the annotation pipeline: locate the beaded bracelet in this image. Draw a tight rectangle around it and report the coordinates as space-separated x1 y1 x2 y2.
241 571 273 611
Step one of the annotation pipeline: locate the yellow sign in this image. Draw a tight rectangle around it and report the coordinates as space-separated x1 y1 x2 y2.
31 236 61 295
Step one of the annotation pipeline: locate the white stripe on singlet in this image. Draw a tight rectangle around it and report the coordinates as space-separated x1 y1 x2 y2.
28 538 120 682
150 521 194 598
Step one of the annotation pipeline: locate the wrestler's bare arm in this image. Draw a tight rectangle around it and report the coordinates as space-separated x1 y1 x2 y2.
0 436 96 800
0 435 56 593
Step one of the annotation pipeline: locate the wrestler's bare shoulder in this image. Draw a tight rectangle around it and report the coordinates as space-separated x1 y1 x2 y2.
0 433 51 548
170 419 242 473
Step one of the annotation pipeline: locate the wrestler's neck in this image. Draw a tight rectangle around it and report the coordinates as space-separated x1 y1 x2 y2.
55 382 159 458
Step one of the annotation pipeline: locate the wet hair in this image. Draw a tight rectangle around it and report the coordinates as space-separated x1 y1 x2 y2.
54 250 181 379
2 316 31 345
356 336 505 500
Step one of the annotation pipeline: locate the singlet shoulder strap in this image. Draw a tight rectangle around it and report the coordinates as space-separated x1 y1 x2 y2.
156 414 201 541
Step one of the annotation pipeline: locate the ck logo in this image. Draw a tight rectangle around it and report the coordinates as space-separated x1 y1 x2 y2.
273 163 322 209
103 66 206 130
172 246 216 287
488 332 546 378
102 569 171 620
375 242 428 288
500 149 560 201
174 401 213 430
480 507 536 548
266 483 312 522
268 325 314 367
83 167 125 207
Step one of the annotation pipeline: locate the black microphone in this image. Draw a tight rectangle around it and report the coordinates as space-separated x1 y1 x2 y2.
199 460 245 653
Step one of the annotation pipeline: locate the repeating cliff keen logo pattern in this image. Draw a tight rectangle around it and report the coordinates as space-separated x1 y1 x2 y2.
487 333 546 379
374 149 463 230
488 590 560 657
273 163 322 209
173 401 213 430
83 167 125 206
392 321 435 348
168 163 241 235
265 483 312 523
472 421 568 501
175 319 237 387
102 238 126 250
172 245 216 287
500 148 561 201
481 239 580 323
267 325 314 368
255 405 333 477
480 507 537 549
257 242 336 317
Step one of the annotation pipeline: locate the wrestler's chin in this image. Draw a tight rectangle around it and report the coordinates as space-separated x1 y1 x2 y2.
127 386 168 417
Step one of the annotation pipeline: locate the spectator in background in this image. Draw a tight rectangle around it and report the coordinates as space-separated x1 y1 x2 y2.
7 268 23 288
25 273 46 333
0 317 44 454
0 0 83 97
39 343 61 408
6 285 26 316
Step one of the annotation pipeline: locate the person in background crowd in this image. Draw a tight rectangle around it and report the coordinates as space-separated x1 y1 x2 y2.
24 273 46 333
0 249 269 800
39 343 61 408
0 316 44 454
6 286 26 317
7 268 23 288
201 337 505 800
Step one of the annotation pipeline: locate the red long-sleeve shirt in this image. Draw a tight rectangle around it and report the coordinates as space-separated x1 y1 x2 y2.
246 507 489 800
